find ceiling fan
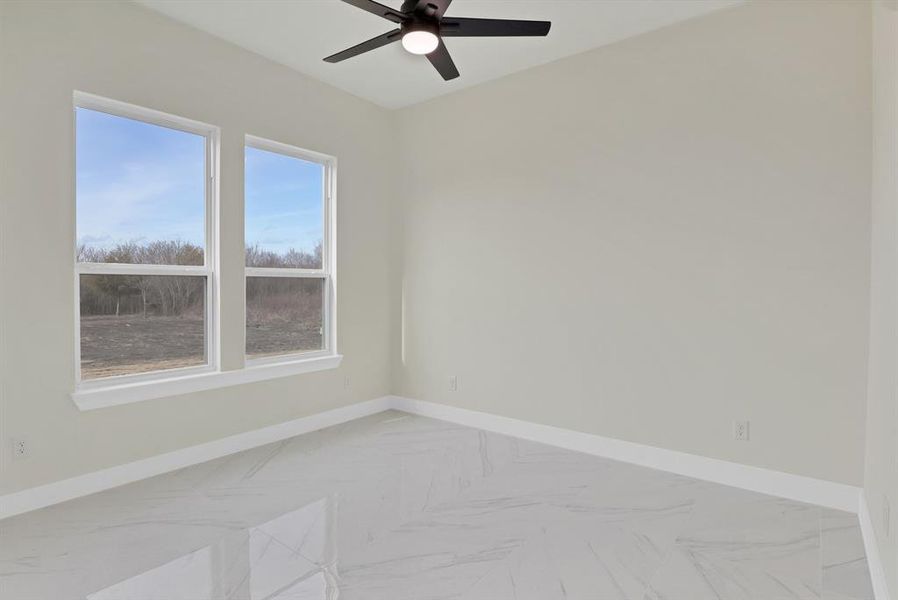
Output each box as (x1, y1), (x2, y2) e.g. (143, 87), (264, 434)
(323, 0), (551, 81)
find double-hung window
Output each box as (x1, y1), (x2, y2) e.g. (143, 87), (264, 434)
(71, 94), (338, 408)
(74, 93), (218, 385)
(244, 136), (336, 363)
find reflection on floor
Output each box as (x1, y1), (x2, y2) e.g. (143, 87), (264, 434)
(0, 411), (875, 600)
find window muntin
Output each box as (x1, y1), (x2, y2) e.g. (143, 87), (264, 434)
(75, 94), (217, 384)
(244, 137), (335, 362)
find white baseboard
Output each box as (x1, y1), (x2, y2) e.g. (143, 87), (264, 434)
(388, 396), (861, 514)
(3, 394), (885, 596)
(0, 396), (392, 520)
(859, 491), (893, 600)
(0, 394), (862, 519)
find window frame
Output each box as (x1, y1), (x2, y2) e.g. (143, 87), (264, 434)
(243, 135), (338, 366)
(73, 92), (221, 391)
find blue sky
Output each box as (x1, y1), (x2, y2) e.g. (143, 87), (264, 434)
(76, 108), (323, 256)
(245, 146), (324, 257)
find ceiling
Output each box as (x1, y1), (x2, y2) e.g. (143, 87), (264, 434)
(137, 0), (742, 110)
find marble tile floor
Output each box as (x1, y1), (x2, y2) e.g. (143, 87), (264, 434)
(0, 410), (874, 600)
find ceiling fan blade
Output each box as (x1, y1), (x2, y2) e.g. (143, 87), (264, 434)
(323, 29), (402, 63)
(426, 39), (459, 81)
(407, 0), (452, 19)
(340, 0), (408, 24)
(440, 17), (551, 37)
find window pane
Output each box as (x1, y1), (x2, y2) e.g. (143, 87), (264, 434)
(80, 274), (206, 379)
(245, 146), (324, 269)
(76, 108), (206, 265)
(246, 277), (324, 358)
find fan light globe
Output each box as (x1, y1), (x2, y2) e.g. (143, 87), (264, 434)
(402, 30), (439, 55)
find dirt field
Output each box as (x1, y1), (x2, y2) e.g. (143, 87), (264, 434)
(246, 319), (322, 358)
(80, 314), (322, 379)
(80, 315), (205, 379)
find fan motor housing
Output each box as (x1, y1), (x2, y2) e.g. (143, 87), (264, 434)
(402, 0), (442, 20)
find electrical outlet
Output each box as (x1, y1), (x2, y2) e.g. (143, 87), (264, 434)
(733, 421), (750, 442)
(343, 376), (351, 389)
(884, 496), (891, 536)
(448, 375), (457, 392)
(12, 439), (27, 460)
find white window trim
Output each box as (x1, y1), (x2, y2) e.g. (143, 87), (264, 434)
(69, 95), (342, 412)
(73, 92), (221, 397)
(71, 354), (343, 411)
(243, 134), (338, 367)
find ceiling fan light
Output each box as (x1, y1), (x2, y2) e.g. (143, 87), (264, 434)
(401, 30), (439, 55)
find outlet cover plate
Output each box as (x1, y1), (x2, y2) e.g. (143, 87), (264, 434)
(12, 439), (27, 460)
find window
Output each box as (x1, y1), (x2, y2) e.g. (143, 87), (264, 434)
(70, 94), (341, 409)
(244, 136), (335, 362)
(75, 93), (218, 384)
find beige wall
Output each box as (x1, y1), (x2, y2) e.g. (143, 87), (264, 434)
(0, 1), (396, 494)
(0, 0), (880, 502)
(866, 0), (898, 592)
(394, 0), (872, 486)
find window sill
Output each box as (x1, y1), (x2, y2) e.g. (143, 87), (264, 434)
(71, 354), (343, 411)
